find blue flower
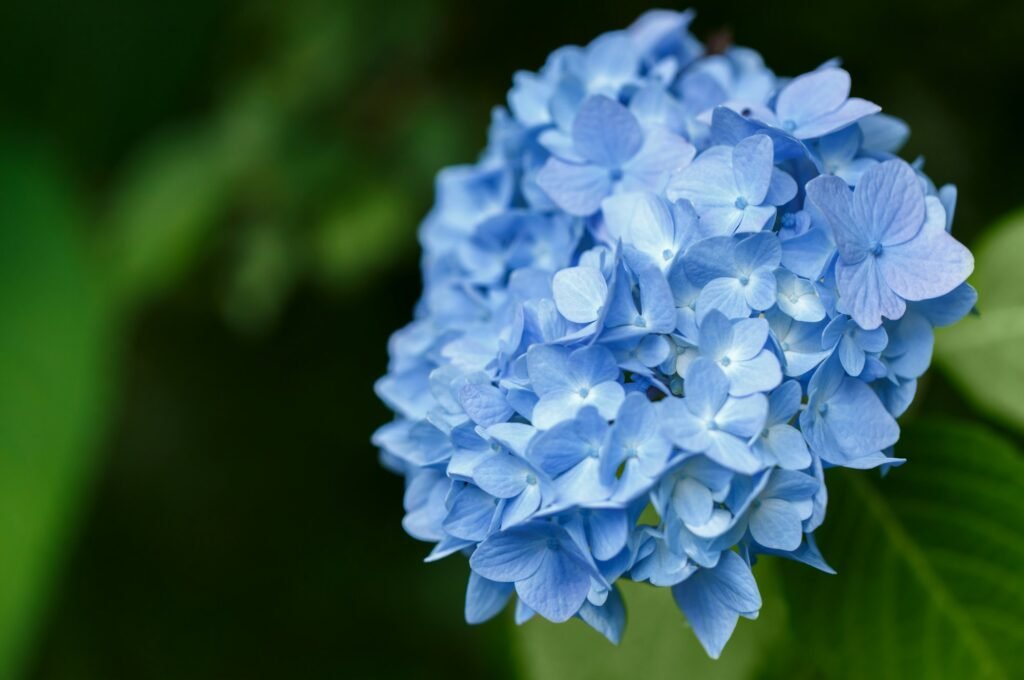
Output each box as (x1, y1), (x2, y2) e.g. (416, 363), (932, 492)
(767, 67), (880, 139)
(537, 95), (695, 216)
(603, 393), (674, 501)
(668, 134), (796, 234)
(683, 232), (783, 321)
(527, 344), (626, 429)
(683, 311), (782, 397)
(671, 551), (762, 659)
(470, 521), (607, 622)
(660, 358), (768, 473)
(751, 381), (812, 470)
(800, 355), (900, 469)
(527, 407), (611, 504)
(806, 159), (974, 329)
(375, 9), (976, 655)
(822, 314), (889, 377)
(743, 469), (819, 551)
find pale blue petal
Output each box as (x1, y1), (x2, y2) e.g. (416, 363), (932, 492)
(623, 127), (696, 191)
(553, 265), (609, 324)
(465, 571), (514, 624)
(742, 269), (777, 311)
(724, 351), (782, 397)
(736, 205), (777, 233)
(444, 485), (499, 541)
(805, 174), (866, 263)
(470, 526), (547, 581)
(684, 357), (731, 417)
(474, 453), (531, 498)
(855, 159), (926, 246)
(684, 236), (738, 285)
(750, 498), (803, 551)
(735, 232), (782, 271)
(835, 256), (906, 330)
(587, 509), (630, 561)
(459, 383), (514, 427)
(667, 146), (737, 208)
(793, 98), (880, 139)
(715, 392), (769, 437)
(572, 95), (644, 167)
(764, 168), (798, 206)
(672, 476), (714, 527)
(880, 200), (973, 301)
(706, 431), (762, 473)
(775, 68), (851, 130)
(516, 550), (591, 622)
(577, 586), (626, 644)
(585, 381), (626, 420)
(731, 135), (773, 204)
(527, 345), (573, 395)
(658, 396), (710, 451)
(696, 278), (749, 321)
(536, 158), (612, 216)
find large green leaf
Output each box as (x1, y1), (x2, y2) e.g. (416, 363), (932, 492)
(779, 420), (1024, 679)
(937, 210), (1024, 430)
(514, 562), (788, 680)
(0, 149), (114, 677)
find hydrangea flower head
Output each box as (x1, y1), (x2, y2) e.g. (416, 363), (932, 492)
(374, 9), (975, 659)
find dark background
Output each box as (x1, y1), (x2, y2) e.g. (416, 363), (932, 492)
(2, 1), (1022, 678)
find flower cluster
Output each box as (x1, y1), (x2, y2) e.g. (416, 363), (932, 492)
(373, 9), (975, 658)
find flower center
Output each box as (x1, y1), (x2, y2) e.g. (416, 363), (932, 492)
(578, 387), (590, 398)
(783, 119), (797, 132)
(734, 196), (749, 210)
(609, 168), (624, 182)
(526, 473), (538, 485)
(662, 248), (674, 261)
(869, 241), (884, 257)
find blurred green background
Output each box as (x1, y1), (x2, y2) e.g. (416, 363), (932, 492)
(2, 1), (1024, 679)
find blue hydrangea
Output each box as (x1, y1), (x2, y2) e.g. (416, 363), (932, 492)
(374, 9), (976, 659)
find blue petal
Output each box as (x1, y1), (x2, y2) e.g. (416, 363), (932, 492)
(750, 499), (804, 551)
(536, 158), (612, 216)
(516, 550), (592, 623)
(470, 524), (547, 582)
(474, 453), (531, 499)
(528, 408), (607, 476)
(459, 382), (514, 427)
(572, 95), (643, 167)
(731, 135), (774, 204)
(586, 509), (630, 561)
(880, 199), (973, 302)
(684, 357), (731, 418)
(465, 571), (514, 624)
(577, 586), (626, 644)
(553, 265), (609, 323)
(775, 68), (851, 130)
(527, 345), (573, 395)
(444, 484), (500, 541)
(672, 551), (761, 659)
(835, 256), (906, 330)
(854, 160), (926, 246)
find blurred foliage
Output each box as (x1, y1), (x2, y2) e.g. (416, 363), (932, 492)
(1, 0), (1024, 678)
(777, 420), (1024, 679)
(0, 147), (114, 679)
(515, 564), (788, 680)
(937, 213), (1024, 432)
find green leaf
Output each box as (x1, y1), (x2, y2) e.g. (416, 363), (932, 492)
(101, 125), (240, 307)
(779, 420), (1024, 679)
(0, 148), (114, 678)
(936, 210), (1024, 430)
(514, 562), (789, 680)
